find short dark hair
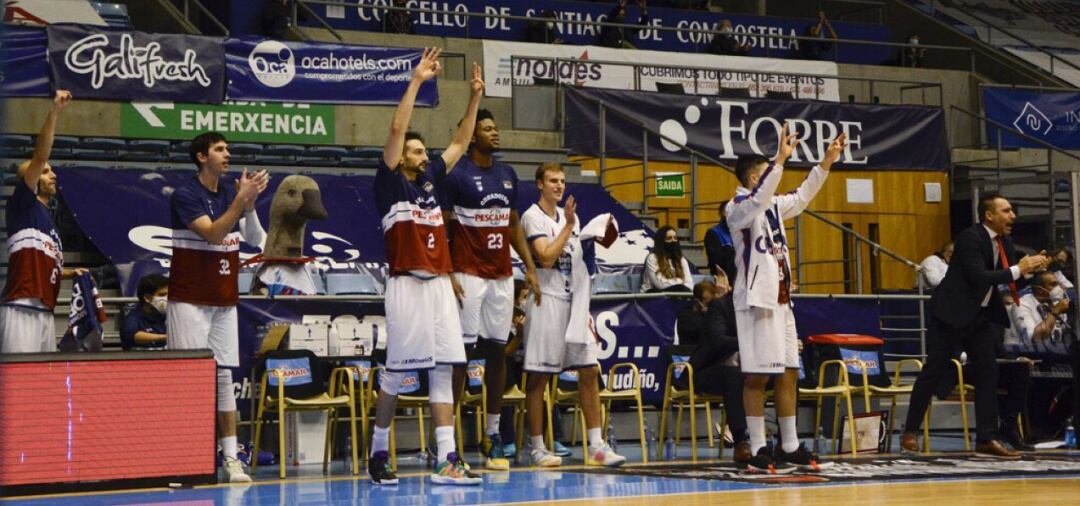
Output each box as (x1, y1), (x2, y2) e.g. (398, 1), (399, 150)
(189, 132), (226, 171)
(404, 131), (425, 146)
(734, 154), (768, 187)
(137, 274), (169, 304)
(1032, 270), (1056, 289)
(476, 108), (495, 125)
(693, 280), (716, 300)
(535, 162), (564, 182)
(977, 194), (1005, 222)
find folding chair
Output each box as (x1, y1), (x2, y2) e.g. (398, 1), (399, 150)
(598, 362), (648, 462)
(364, 366), (429, 468)
(550, 369), (589, 458)
(797, 358), (865, 457)
(251, 349), (359, 478)
(658, 346), (724, 462)
(857, 357), (924, 452)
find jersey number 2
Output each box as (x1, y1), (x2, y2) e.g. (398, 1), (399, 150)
(487, 233), (503, 250)
(427, 233), (436, 250)
(219, 259), (231, 276)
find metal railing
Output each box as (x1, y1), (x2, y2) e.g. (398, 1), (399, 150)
(172, 0), (229, 36)
(296, 0), (976, 71)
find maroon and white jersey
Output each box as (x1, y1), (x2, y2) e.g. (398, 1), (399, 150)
(2, 182), (63, 309)
(375, 157), (453, 277)
(169, 177), (241, 306)
(441, 157), (518, 279)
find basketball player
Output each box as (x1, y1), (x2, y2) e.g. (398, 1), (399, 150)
(0, 90), (88, 353)
(443, 107), (541, 471)
(521, 163), (625, 468)
(168, 131), (269, 482)
(726, 125), (846, 473)
(367, 48), (484, 486)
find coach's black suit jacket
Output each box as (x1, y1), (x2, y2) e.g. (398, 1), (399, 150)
(930, 223), (1018, 329)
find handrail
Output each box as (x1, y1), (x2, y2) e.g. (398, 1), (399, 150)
(564, 85), (923, 272)
(294, 0), (344, 42)
(297, 0), (974, 68)
(923, 0), (1080, 77)
(180, 0), (228, 36)
(949, 105), (1080, 163)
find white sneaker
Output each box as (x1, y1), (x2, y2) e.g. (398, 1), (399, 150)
(223, 457), (252, 483)
(530, 448), (562, 468)
(586, 444), (626, 467)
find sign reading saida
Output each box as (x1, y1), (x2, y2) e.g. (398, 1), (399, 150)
(655, 172), (685, 198)
(120, 101), (335, 144)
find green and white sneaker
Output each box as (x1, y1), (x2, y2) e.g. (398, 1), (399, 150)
(431, 452), (482, 485)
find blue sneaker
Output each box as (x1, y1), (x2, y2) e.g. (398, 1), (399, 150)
(552, 441), (572, 457)
(482, 433), (510, 470)
(503, 443), (517, 459)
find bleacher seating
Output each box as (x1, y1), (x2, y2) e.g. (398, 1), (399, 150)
(90, 2), (133, 29)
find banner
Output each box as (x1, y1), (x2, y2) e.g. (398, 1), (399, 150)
(224, 37), (438, 106)
(120, 101), (335, 144)
(310, 0), (891, 64)
(47, 24), (226, 103)
(483, 39), (840, 100)
(563, 87), (950, 171)
(54, 167), (652, 294)
(0, 26), (50, 96)
(983, 87), (1080, 150)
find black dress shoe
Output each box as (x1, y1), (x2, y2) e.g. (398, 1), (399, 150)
(1004, 430), (1035, 452)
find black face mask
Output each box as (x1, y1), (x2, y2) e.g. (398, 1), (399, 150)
(663, 241), (681, 256)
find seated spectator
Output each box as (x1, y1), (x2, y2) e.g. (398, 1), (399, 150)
(703, 201), (736, 280)
(916, 241), (953, 290)
(1016, 271), (1071, 343)
(599, 0), (649, 49)
(801, 11), (837, 60)
(672, 277), (749, 461)
(1050, 247), (1075, 292)
(706, 20), (751, 56)
(261, 0), (292, 39)
(382, 0), (414, 35)
(642, 225), (693, 293)
(905, 33), (927, 68)
(120, 274), (169, 351)
(525, 10), (563, 44)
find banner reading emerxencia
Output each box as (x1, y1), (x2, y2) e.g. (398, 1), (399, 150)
(47, 23), (226, 103)
(225, 37), (438, 106)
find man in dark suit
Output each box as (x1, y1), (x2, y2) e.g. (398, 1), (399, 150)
(900, 195), (1049, 457)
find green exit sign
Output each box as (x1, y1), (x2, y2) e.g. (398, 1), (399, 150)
(655, 173), (685, 198)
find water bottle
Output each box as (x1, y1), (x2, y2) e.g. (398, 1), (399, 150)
(663, 432), (676, 461)
(608, 420), (620, 453)
(643, 423), (655, 459)
(814, 429), (827, 454)
(343, 435), (353, 471)
(1065, 418), (1077, 449)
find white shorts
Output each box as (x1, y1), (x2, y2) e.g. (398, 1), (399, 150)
(385, 275), (466, 371)
(736, 305), (799, 375)
(522, 294), (598, 374)
(0, 302), (55, 353)
(166, 302), (239, 367)
(457, 273), (514, 345)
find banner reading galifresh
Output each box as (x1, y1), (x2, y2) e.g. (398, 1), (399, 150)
(564, 87), (949, 170)
(0, 26), (51, 97)
(120, 101), (335, 144)
(983, 87), (1080, 150)
(311, 0), (891, 64)
(47, 23), (226, 103)
(483, 40), (839, 101)
(225, 37), (438, 106)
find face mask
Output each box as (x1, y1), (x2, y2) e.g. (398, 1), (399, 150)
(1050, 286), (1066, 303)
(663, 241), (681, 255)
(547, 21), (555, 30)
(721, 27), (732, 34)
(151, 296), (168, 314)
(911, 37), (919, 45)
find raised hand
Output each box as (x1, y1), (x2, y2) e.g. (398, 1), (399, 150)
(563, 195), (577, 229)
(821, 132), (847, 171)
(1018, 254), (1050, 275)
(53, 90), (73, 111)
(775, 122), (800, 166)
(413, 47), (443, 82)
(469, 62), (484, 96)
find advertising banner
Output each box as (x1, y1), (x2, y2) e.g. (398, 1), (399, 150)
(983, 87), (1080, 150)
(46, 24), (226, 103)
(120, 101), (335, 144)
(563, 87), (950, 170)
(310, 0), (891, 64)
(0, 26), (50, 96)
(224, 37), (438, 106)
(483, 39), (840, 100)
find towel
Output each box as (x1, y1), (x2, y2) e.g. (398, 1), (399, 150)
(565, 214), (618, 345)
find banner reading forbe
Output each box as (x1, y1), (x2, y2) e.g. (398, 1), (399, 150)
(47, 23), (226, 103)
(564, 87), (950, 170)
(983, 87), (1080, 150)
(225, 37), (438, 106)
(120, 101), (335, 144)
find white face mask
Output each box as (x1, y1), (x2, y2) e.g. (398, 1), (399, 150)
(151, 296), (168, 314)
(721, 26), (732, 34)
(547, 21), (555, 30)
(1049, 286), (1066, 303)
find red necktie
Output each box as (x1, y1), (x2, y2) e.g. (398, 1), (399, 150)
(996, 236), (1020, 305)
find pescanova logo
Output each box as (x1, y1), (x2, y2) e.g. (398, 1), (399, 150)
(249, 40), (295, 88)
(64, 33), (212, 90)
